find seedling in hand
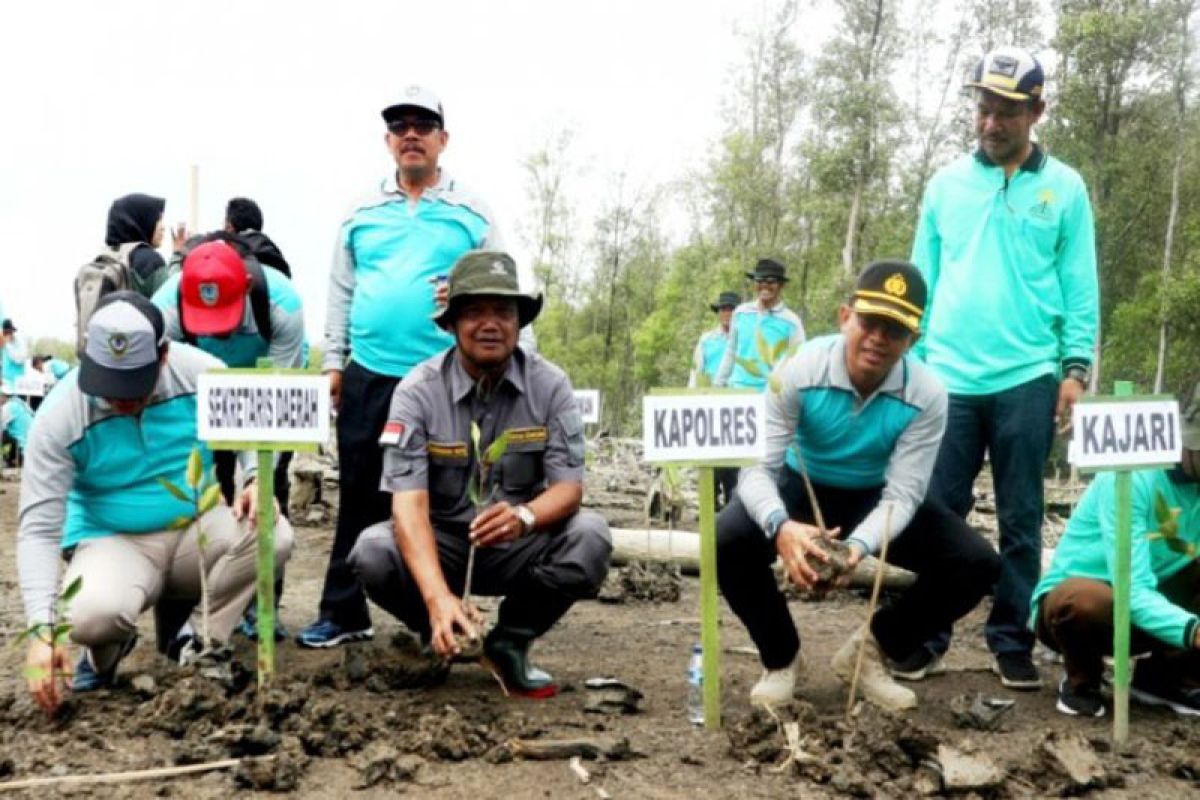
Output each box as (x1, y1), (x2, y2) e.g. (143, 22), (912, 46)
(458, 421), (510, 658)
(17, 576), (83, 716)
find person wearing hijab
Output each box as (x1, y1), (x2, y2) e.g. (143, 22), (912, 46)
(105, 193), (171, 297)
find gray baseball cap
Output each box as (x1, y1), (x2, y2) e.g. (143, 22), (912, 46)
(381, 84), (444, 126)
(78, 291), (166, 400)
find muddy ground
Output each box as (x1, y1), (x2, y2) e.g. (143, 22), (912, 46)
(1, 459), (1199, 798)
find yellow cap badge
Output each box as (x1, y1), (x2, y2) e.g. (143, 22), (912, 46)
(884, 273), (907, 298)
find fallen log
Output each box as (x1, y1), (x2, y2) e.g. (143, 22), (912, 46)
(610, 527), (916, 589)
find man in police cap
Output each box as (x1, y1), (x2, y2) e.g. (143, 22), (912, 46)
(349, 250), (611, 697)
(721, 260), (999, 711)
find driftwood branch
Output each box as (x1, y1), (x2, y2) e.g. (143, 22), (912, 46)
(0, 758), (244, 792)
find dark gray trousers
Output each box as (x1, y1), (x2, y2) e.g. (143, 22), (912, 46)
(349, 510), (612, 641)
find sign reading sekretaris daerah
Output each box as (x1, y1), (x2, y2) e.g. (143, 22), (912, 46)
(198, 371), (331, 445)
(642, 392), (766, 464)
(1069, 397), (1181, 470)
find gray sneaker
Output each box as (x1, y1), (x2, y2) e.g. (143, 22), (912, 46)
(889, 648), (946, 681)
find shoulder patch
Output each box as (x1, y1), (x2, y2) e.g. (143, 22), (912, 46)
(379, 421), (412, 447)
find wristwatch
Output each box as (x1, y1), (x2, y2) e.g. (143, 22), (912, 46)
(1064, 365), (1090, 386)
(514, 504), (537, 536)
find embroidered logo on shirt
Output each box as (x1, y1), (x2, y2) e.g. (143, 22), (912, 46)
(1030, 189), (1055, 220)
(506, 426), (548, 444)
(884, 273), (908, 297)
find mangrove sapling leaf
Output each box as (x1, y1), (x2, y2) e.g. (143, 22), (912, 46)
(735, 357), (764, 378)
(186, 448), (204, 490)
(158, 478), (191, 504)
(483, 432), (511, 467)
(470, 420), (481, 452)
(198, 482), (222, 515)
(60, 575), (83, 605)
(15, 576), (82, 714)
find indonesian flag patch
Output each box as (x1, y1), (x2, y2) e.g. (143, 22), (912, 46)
(379, 421), (407, 446)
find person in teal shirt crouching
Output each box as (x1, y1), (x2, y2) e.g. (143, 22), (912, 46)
(1033, 385), (1200, 718)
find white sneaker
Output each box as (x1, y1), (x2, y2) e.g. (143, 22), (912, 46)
(749, 660), (798, 707)
(832, 623), (917, 711)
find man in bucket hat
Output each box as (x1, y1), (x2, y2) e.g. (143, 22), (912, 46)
(721, 260), (998, 711)
(16, 292), (293, 714)
(714, 259), (805, 390)
(349, 250), (611, 698)
(910, 46), (1099, 689)
(1033, 384), (1200, 718)
(690, 290), (740, 509)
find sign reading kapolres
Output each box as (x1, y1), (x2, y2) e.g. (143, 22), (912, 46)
(642, 393), (766, 464)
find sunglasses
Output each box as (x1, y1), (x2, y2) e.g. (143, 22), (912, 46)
(857, 314), (912, 341)
(387, 118), (441, 136)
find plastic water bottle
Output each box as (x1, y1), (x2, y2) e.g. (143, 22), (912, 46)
(686, 643), (704, 726)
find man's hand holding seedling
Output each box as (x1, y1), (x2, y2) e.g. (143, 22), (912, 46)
(469, 501), (527, 547)
(776, 521), (863, 591)
(426, 591), (482, 659)
(26, 635), (71, 714)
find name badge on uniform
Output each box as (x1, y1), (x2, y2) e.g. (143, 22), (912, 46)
(506, 426), (549, 445)
(379, 421), (410, 447)
(427, 442), (469, 460)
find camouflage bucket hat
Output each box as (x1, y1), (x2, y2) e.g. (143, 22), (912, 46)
(433, 250), (543, 330)
(1182, 384), (1200, 450)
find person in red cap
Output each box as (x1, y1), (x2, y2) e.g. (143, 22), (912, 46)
(151, 239), (307, 641)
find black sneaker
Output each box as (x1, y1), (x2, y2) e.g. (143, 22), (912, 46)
(993, 652), (1043, 690)
(1130, 672), (1200, 716)
(889, 647), (946, 681)
(1056, 677), (1105, 717)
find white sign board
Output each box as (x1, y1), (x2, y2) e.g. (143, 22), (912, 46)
(198, 372), (331, 444)
(643, 393), (766, 463)
(1069, 399), (1181, 469)
(12, 371), (45, 397)
(574, 389), (600, 424)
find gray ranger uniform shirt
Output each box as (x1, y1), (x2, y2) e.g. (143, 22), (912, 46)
(379, 346), (585, 532)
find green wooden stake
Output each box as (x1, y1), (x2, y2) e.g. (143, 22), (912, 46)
(698, 466), (721, 729)
(1112, 380), (1134, 745)
(255, 357), (276, 687)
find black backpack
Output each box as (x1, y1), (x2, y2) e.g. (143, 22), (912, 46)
(175, 232), (273, 344)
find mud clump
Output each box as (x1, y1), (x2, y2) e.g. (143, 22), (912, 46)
(234, 736), (308, 792)
(598, 561), (682, 603)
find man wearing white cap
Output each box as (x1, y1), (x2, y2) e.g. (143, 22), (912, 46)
(309, 85), (504, 648)
(909, 46), (1099, 689)
(16, 292), (294, 714)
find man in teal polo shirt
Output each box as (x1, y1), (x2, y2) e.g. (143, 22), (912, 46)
(909, 46), (1099, 689)
(714, 259), (805, 391)
(1034, 385), (1200, 717)
(309, 85), (503, 648)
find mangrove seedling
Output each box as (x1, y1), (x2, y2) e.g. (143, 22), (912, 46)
(16, 575), (83, 716)
(458, 420), (510, 656)
(158, 446), (222, 649)
(1147, 490), (1196, 559)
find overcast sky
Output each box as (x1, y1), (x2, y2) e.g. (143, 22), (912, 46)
(0, 0), (809, 345)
